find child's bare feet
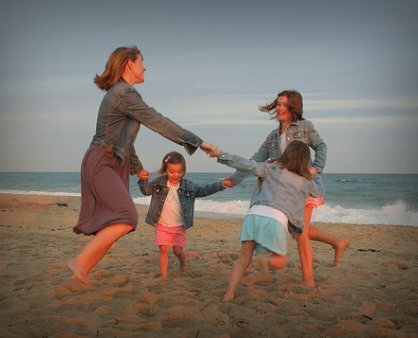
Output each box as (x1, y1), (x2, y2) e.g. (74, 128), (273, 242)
(334, 239), (350, 266)
(67, 260), (93, 287)
(222, 290), (234, 303)
(302, 278), (315, 288)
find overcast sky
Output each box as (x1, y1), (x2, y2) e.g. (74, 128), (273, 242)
(1, 0), (417, 173)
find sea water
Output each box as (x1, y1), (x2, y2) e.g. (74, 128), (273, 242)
(0, 172), (417, 226)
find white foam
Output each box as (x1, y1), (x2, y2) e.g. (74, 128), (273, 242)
(3, 190), (416, 226)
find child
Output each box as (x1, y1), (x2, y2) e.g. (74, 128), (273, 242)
(138, 151), (226, 278)
(212, 140), (324, 302)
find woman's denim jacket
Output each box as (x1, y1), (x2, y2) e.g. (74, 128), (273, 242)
(218, 152), (324, 237)
(139, 175), (225, 229)
(231, 120), (327, 184)
(90, 81), (203, 175)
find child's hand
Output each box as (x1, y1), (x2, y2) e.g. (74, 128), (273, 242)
(200, 141), (221, 157)
(308, 167), (317, 175)
(222, 177), (235, 188)
(137, 169), (150, 180)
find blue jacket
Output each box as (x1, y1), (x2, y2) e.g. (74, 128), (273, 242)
(90, 81), (203, 175)
(139, 176), (225, 229)
(218, 151), (324, 237)
(232, 120), (327, 184)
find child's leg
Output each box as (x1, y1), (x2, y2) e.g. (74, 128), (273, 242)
(305, 205), (350, 266)
(173, 246), (186, 272)
(159, 245), (169, 278)
(68, 223), (133, 287)
(296, 216), (315, 287)
(223, 241), (256, 302)
(256, 253), (287, 283)
(269, 253), (287, 271)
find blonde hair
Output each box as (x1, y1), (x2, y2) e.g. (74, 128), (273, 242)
(94, 46), (141, 91)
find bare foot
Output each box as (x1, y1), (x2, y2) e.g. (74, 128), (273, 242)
(222, 291), (234, 303)
(67, 260), (93, 287)
(302, 278), (315, 288)
(334, 239), (350, 266)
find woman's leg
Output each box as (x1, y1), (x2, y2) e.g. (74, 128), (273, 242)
(68, 223), (133, 287)
(159, 245), (169, 278)
(173, 246), (186, 272)
(306, 206), (350, 266)
(223, 241), (256, 302)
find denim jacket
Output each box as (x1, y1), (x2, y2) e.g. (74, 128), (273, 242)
(90, 81), (203, 175)
(139, 175), (225, 229)
(232, 120), (327, 184)
(218, 151), (324, 237)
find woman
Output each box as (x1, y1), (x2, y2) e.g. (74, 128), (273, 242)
(225, 90), (350, 287)
(68, 45), (217, 287)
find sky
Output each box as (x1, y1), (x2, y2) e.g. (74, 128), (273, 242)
(0, 0), (417, 173)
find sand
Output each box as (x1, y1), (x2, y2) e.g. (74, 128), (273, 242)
(0, 193), (417, 337)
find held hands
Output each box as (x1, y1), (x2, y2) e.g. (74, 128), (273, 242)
(137, 169), (150, 180)
(200, 141), (221, 157)
(221, 176), (235, 188)
(308, 167), (317, 175)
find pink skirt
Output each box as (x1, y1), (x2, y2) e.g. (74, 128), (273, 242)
(305, 196), (325, 208)
(155, 223), (187, 247)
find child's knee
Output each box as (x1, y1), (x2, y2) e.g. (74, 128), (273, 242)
(270, 254), (287, 270)
(159, 246), (169, 255)
(173, 246), (184, 257)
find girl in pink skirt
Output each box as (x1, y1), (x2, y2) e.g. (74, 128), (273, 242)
(139, 151), (226, 278)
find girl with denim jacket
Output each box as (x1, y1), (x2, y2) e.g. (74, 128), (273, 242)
(138, 151), (225, 278)
(224, 90), (349, 287)
(68, 46), (218, 287)
(214, 141), (324, 302)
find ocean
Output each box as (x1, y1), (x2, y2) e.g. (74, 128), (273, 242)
(0, 172), (417, 227)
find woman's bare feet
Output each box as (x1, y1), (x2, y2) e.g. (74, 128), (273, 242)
(67, 260), (93, 287)
(334, 239), (350, 266)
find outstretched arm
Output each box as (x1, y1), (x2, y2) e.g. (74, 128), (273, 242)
(200, 141), (220, 157)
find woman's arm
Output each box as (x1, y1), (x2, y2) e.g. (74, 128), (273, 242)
(121, 88), (203, 155)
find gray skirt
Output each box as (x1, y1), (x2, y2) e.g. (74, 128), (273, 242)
(73, 147), (138, 235)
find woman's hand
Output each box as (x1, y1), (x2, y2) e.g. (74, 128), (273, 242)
(200, 141), (221, 157)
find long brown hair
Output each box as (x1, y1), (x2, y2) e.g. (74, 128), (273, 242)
(279, 140), (312, 180)
(94, 46), (141, 91)
(158, 151), (187, 175)
(259, 89), (304, 122)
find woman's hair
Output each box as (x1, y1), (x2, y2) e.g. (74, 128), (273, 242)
(279, 140), (312, 180)
(158, 151), (187, 175)
(259, 89), (304, 122)
(94, 46), (141, 91)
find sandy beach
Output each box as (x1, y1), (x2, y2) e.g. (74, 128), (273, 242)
(0, 193), (417, 337)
